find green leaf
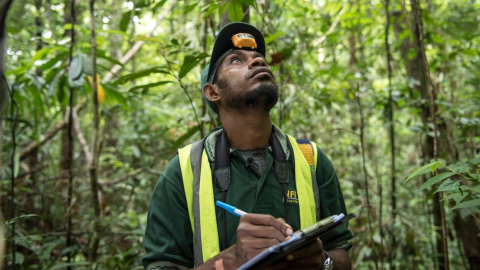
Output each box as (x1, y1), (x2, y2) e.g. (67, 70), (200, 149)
(32, 46), (68, 61)
(152, 0), (168, 12)
(419, 172), (456, 190)
(97, 50), (124, 66)
(171, 126), (200, 151)
(441, 192), (468, 202)
(6, 214), (40, 225)
(178, 53), (209, 79)
(228, 1), (244, 22)
(15, 252), (24, 265)
(102, 83), (128, 105)
(431, 163), (441, 174)
(238, 0), (255, 5)
(184, 3), (197, 14)
(48, 70), (64, 98)
(434, 179), (459, 193)
(462, 49), (478, 56)
(135, 0), (151, 8)
(114, 66), (169, 84)
(120, 11), (132, 32)
(452, 199), (480, 210)
(403, 161), (443, 184)
(265, 31), (284, 45)
(128, 81), (172, 92)
(68, 55), (83, 82)
(40, 51), (69, 71)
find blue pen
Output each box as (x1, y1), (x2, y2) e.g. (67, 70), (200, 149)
(216, 201), (248, 217)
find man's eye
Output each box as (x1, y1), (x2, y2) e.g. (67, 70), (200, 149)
(230, 57), (241, 63)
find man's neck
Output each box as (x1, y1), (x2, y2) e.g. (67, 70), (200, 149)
(219, 109), (272, 150)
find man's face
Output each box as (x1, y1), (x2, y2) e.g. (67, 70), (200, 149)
(213, 50), (278, 112)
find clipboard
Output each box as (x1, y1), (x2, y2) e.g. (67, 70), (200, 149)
(237, 213), (355, 270)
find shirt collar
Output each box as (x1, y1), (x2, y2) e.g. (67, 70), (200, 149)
(203, 124), (290, 162)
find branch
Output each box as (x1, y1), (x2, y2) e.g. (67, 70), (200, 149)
(8, 103), (84, 164)
(72, 108), (92, 164)
(103, 0), (178, 81)
(314, 0), (347, 47)
(99, 168), (162, 186)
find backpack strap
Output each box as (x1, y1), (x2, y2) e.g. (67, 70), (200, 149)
(295, 139), (321, 221)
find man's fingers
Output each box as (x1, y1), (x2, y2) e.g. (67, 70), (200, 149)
(241, 214), (291, 236)
(241, 237), (281, 249)
(239, 224), (286, 243)
(286, 239), (323, 261)
(276, 217), (293, 235)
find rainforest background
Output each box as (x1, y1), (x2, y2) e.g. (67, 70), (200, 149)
(0, 0), (479, 269)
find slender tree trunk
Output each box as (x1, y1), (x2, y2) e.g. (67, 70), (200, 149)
(0, 0), (12, 173)
(410, 0), (449, 268)
(60, 0), (74, 183)
(88, 0), (102, 261)
(65, 0), (76, 267)
(34, 0), (43, 76)
(384, 1), (396, 268)
(356, 88), (379, 270)
(1, 1), (14, 267)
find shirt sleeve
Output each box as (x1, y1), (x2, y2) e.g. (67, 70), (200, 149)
(315, 147), (353, 251)
(142, 156), (194, 270)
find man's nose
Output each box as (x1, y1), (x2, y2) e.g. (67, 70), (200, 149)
(249, 57), (267, 68)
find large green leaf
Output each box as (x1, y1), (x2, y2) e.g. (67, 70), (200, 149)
(128, 81), (172, 92)
(178, 53), (209, 79)
(452, 199), (480, 210)
(114, 66), (169, 84)
(265, 31), (284, 45)
(102, 83), (128, 105)
(32, 46), (68, 61)
(171, 125), (200, 151)
(68, 55), (84, 88)
(97, 50), (124, 67)
(120, 11), (132, 32)
(434, 179), (460, 193)
(48, 70), (64, 98)
(403, 161), (443, 184)
(40, 51), (69, 71)
(228, 1), (244, 22)
(419, 172), (456, 190)
(152, 0), (168, 12)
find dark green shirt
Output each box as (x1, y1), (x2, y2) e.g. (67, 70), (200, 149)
(143, 127), (353, 269)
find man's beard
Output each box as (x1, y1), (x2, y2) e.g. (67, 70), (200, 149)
(217, 79), (278, 112)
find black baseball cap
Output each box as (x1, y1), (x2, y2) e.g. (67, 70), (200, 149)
(201, 22), (266, 114)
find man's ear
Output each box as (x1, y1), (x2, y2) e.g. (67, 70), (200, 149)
(203, 83), (220, 103)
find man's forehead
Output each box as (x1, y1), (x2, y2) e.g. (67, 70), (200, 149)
(224, 49), (265, 60)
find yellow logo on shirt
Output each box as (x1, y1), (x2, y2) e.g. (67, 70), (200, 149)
(283, 190), (298, 204)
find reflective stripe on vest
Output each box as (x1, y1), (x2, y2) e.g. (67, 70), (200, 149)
(178, 136), (318, 266)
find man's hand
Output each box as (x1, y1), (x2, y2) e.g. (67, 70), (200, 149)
(265, 238), (325, 270)
(234, 214), (293, 265)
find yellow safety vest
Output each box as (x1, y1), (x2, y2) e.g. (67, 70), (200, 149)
(178, 134), (319, 266)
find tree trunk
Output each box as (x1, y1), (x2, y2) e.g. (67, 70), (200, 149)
(384, 0), (395, 268)
(0, 1), (14, 268)
(392, 1), (452, 268)
(88, 0), (102, 261)
(65, 0), (76, 267)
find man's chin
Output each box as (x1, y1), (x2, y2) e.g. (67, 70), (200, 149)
(244, 83), (279, 112)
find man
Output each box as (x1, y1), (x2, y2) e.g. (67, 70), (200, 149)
(143, 22), (353, 270)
